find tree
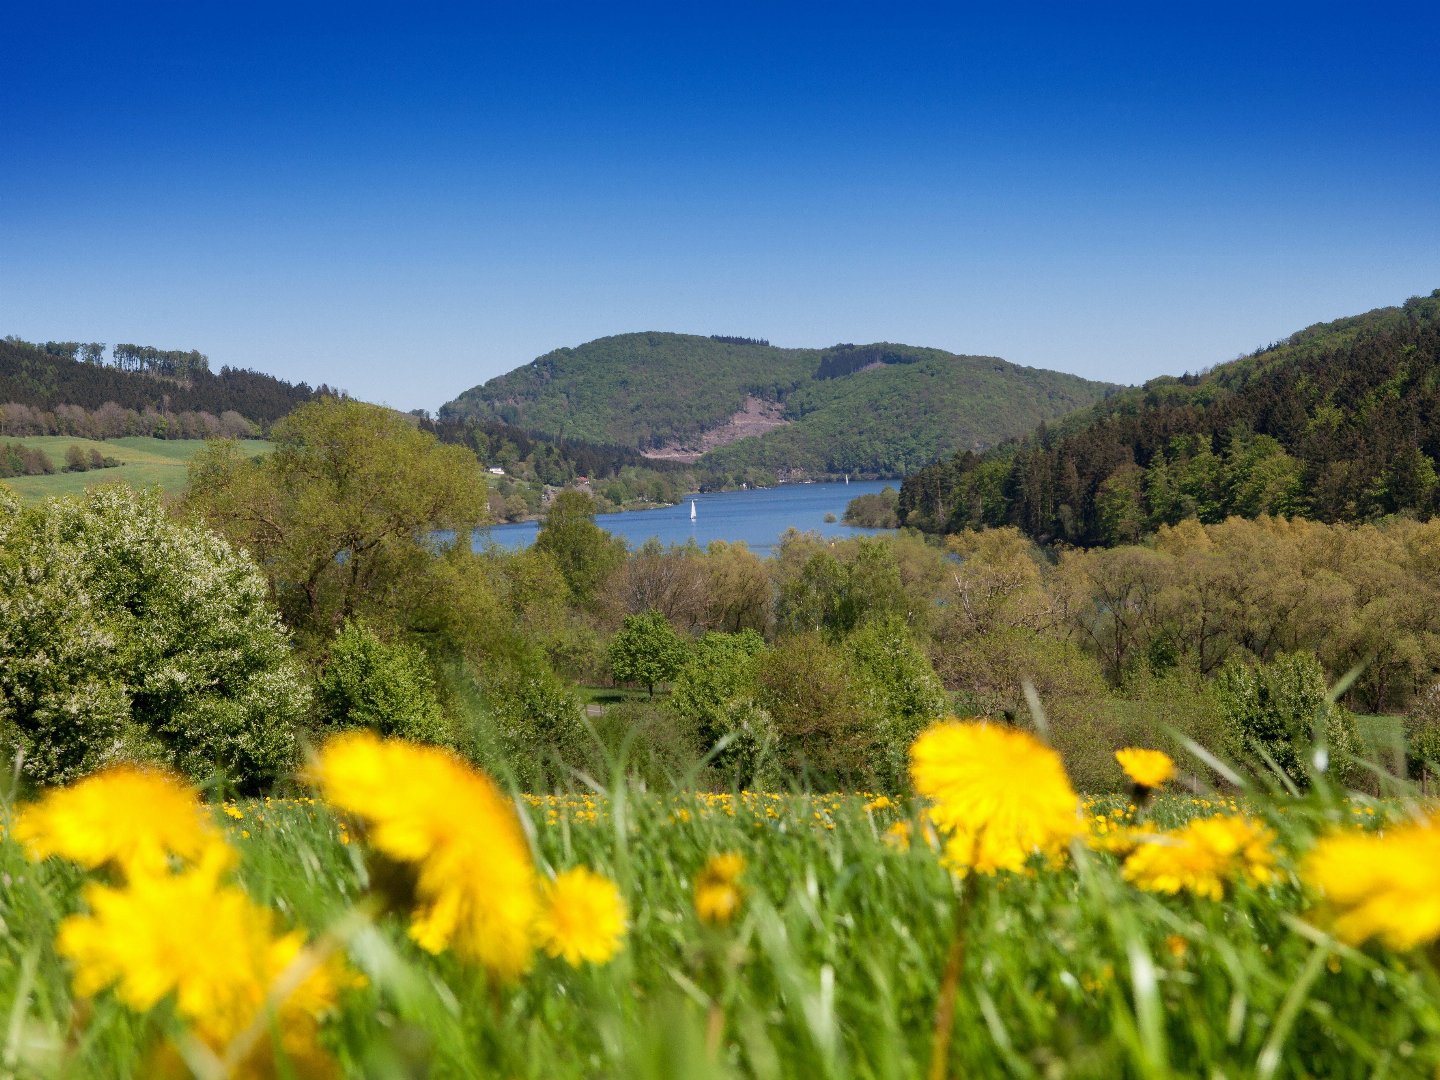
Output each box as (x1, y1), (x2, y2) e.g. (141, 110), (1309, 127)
(608, 610), (689, 696)
(533, 491), (627, 608)
(315, 621), (449, 745)
(0, 486), (308, 790)
(185, 399), (490, 647)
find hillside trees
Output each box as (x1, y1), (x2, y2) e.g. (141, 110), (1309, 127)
(0, 486), (308, 789)
(900, 291), (1440, 544)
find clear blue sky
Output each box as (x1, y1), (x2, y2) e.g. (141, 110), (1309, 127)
(3, 2), (1437, 412)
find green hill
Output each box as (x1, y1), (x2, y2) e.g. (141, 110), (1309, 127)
(439, 333), (1115, 478)
(898, 289), (1440, 545)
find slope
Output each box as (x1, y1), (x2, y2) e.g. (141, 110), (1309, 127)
(440, 333), (1115, 478)
(898, 289), (1440, 545)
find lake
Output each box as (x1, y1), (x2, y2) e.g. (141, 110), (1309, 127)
(473, 480), (897, 556)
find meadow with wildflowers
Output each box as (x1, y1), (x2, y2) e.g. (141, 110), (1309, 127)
(0, 727), (1437, 1078)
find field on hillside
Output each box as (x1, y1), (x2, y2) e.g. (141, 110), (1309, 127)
(0, 437), (271, 501)
(4, 748), (1438, 1079)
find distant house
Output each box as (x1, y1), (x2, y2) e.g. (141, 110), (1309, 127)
(487, 466), (505, 475)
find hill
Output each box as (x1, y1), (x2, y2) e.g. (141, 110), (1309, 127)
(0, 336), (327, 434)
(898, 289), (1440, 545)
(439, 333), (1115, 479)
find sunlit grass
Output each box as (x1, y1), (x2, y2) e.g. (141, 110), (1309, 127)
(2, 776), (1436, 1078)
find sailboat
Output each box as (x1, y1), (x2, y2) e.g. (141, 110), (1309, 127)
(690, 499), (697, 521)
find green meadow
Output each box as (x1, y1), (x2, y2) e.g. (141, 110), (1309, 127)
(0, 438), (271, 501)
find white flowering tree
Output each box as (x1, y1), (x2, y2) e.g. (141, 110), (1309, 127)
(0, 484), (308, 791)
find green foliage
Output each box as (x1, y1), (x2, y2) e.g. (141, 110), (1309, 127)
(608, 611), (689, 697)
(902, 290), (1440, 543)
(0, 486), (307, 791)
(1404, 681), (1440, 789)
(843, 485), (900, 527)
(440, 331), (1113, 478)
(315, 621), (449, 745)
(476, 659), (593, 791)
(1215, 651), (1358, 790)
(754, 632), (874, 785)
(587, 700), (709, 789)
(845, 614), (947, 787)
(185, 399), (489, 647)
(773, 532), (906, 639)
(0, 335), (316, 430)
(669, 630), (775, 786)
(533, 491), (628, 608)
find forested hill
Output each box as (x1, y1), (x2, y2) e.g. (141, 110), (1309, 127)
(898, 290), (1440, 546)
(439, 333), (1115, 478)
(0, 336), (326, 432)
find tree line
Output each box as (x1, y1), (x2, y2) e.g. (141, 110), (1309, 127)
(0, 336), (329, 430)
(900, 291), (1440, 545)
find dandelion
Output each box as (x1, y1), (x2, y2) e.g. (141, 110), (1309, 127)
(1115, 748), (1176, 790)
(909, 720), (1081, 875)
(57, 848), (351, 1075)
(1122, 815), (1278, 900)
(1302, 818), (1440, 950)
(307, 732), (539, 980)
(535, 867), (628, 966)
(694, 853), (745, 926)
(12, 766), (229, 878)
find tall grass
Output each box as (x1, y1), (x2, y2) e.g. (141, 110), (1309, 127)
(1, 761), (1436, 1077)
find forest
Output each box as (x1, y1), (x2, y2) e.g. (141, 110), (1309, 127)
(0, 336), (327, 430)
(439, 332), (1114, 479)
(899, 291), (1440, 545)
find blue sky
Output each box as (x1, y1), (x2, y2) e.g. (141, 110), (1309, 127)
(3, 2), (1437, 411)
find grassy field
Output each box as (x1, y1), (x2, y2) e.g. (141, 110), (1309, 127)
(2, 763), (1436, 1078)
(0, 437), (271, 501)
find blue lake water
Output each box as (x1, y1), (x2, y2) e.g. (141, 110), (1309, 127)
(473, 480), (897, 556)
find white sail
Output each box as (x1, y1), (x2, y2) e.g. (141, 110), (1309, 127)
(690, 499), (697, 520)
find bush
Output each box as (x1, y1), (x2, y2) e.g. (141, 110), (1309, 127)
(1215, 651), (1358, 790)
(1405, 681), (1440, 791)
(477, 658), (593, 791)
(588, 701), (711, 790)
(670, 630), (776, 787)
(0, 486), (307, 791)
(315, 621), (449, 745)
(846, 614), (947, 789)
(755, 633), (872, 786)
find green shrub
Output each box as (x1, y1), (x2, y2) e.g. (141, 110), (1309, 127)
(0, 486), (307, 792)
(315, 621), (449, 745)
(1215, 651), (1358, 790)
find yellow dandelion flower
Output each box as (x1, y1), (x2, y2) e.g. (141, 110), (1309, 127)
(13, 766), (229, 878)
(909, 720), (1081, 875)
(535, 867), (627, 966)
(307, 733), (538, 979)
(1122, 815), (1277, 900)
(883, 820), (912, 851)
(1114, 748), (1176, 789)
(694, 852), (745, 926)
(57, 851), (352, 1075)
(1302, 818), (1440, 950)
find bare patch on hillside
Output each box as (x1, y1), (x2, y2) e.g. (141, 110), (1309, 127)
(641, 395), (790, 463)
